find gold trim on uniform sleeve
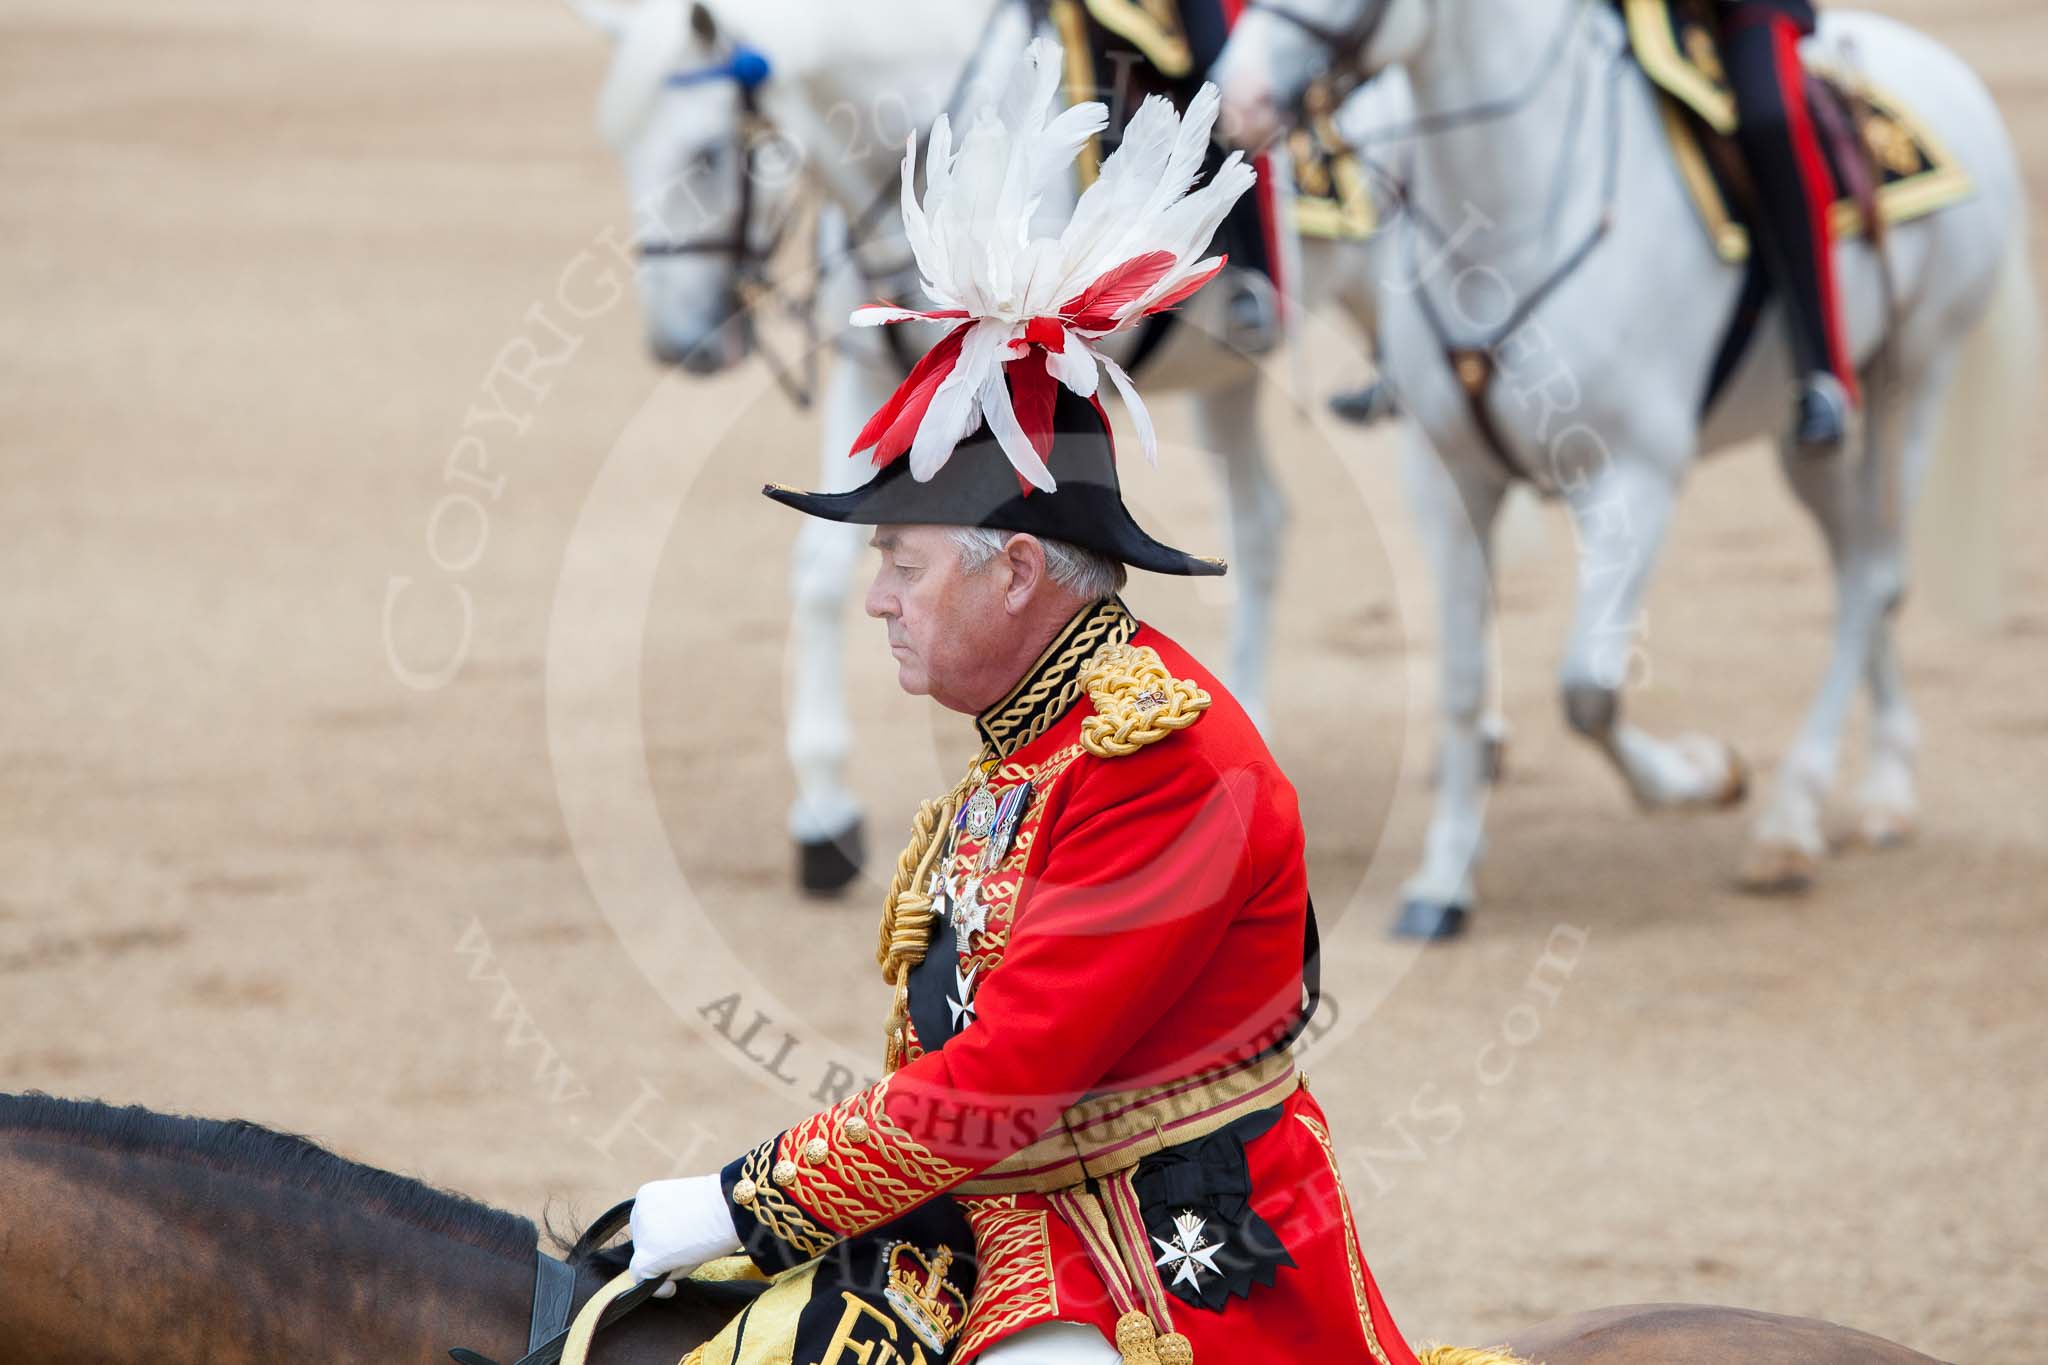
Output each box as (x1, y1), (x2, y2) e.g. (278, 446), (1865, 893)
(734, 1137), (837, 1262)
(772, 1074), (974, 1242)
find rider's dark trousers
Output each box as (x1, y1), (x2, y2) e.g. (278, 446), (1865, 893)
(1721, 2), (1858, 401)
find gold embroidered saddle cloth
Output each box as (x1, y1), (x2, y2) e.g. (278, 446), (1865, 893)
(679, 1053), (1301, 1365)
(1284, 76), (1379, 243)
(1620, 0), (1971, 262)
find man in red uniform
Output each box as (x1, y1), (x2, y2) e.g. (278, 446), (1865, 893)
(1719, 0), (1857, 448)
(628, 392), (1422, 1365)
(623, 38), (1423, 1365)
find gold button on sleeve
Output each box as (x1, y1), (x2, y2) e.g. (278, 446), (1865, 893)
(771, 1158), (800, 1185)
(802, 1137), (830, 1163)
(731, 1177), (758, 1205)
(842, 1116), (872, 1144)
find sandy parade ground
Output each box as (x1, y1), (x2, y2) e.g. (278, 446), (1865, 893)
(1, 0), (2043, 1359)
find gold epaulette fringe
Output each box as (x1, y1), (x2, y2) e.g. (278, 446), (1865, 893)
(1079, 643), (1210, 758)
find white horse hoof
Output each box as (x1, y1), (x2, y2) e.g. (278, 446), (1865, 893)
(1393, 899), (1469, 940)
(1670, 734), (1747, 809)
(1737, 839), (1819, 896)
(1855, 803), (1918, 850)
(1482, 731), (1508, 785)
(1713, 744), (1750, 808)
(797, 820), (865, 897)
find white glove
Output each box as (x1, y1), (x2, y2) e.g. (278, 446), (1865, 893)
(627, 1174), (742, 1296)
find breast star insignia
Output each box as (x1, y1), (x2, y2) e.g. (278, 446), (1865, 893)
(949, 876), (987, 947)
(948, 962), (979, 1029)
(1153, 1210), (1223, 1291)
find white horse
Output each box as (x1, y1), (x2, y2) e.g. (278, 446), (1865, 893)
(1216, 0), (2034, 934)
(568, 0), (1405, 890)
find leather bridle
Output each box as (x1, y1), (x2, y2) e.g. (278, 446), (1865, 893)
(629, 1), (1029, 398)
(632, 46), (786, 268)
(632, 45), (822, 406)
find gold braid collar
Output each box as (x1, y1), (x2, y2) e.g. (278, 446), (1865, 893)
(1080, 643), (1210, 758)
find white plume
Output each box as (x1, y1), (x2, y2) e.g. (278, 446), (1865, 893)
(850, 36), (1254, 485)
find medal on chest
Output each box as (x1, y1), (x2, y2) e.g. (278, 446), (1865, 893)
(960, 785), (999, 840)
(949, 873), (986, 947)
(979, 780), (1033, 872)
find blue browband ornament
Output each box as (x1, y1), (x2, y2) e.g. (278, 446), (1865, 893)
(665, 43), (772, 91)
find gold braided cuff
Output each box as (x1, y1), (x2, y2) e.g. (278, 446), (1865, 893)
(720, 1135), (837, 1273)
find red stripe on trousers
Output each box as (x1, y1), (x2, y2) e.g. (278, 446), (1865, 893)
(1766, 14), (1857, 399)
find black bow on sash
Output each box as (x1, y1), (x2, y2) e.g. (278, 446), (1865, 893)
(1131, 1106), (1295, 1312)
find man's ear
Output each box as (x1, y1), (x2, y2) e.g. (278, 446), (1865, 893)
(1000, 534), (1049, 614)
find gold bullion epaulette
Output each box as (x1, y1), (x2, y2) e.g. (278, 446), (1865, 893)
(1078, 643), (1210, 758)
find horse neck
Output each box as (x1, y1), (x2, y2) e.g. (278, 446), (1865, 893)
(1399, 0), (1616, 272)
(0, 1134), (541, 1365)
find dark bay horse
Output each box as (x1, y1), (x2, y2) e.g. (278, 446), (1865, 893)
(0, 1093), (734, 1363)
(1, 1093), (1950, 1364)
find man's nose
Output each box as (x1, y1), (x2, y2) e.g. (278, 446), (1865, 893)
(864, 578), (890, 619)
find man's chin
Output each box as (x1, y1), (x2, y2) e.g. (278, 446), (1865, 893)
(894, 663), (931, 697)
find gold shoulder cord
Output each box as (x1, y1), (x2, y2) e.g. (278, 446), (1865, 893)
(877, 765), (980, 1072)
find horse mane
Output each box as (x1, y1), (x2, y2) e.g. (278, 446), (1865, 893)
(0, 1092), (540, 1262)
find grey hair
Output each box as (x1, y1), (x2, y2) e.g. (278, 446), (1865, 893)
(947, 527), (1128, 600)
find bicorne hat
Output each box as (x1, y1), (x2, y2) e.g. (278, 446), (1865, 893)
(761, 37), (1253, 578)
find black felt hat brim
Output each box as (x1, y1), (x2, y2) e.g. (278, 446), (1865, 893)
(761, 387), (1226, 578)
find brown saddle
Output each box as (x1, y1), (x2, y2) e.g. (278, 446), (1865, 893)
(1619, 0), (1971, 263)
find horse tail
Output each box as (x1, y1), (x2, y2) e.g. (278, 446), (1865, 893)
(1915, 197), (2039, 626)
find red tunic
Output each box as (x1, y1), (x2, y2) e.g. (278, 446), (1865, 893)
(719, 600), (1420, 1365)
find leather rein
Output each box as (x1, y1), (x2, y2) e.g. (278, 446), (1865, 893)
(447, 1198), (664, 1365)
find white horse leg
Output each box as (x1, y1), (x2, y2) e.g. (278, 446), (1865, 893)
(1855, 616), (1920, 848)
(1856, 349), (1968, 850)
(785, 356), (881, 894)
(1396, 430), (1508, 939)
(1736, 447), (1865, 890)
(1559, 456), (1748, 812)
(1745, 361), (1950, 885)
(1191, 373), (1289, 729)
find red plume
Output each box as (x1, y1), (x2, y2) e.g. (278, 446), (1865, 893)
(848, 322), (970, 466)
(1058, 250), (1178, 333)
